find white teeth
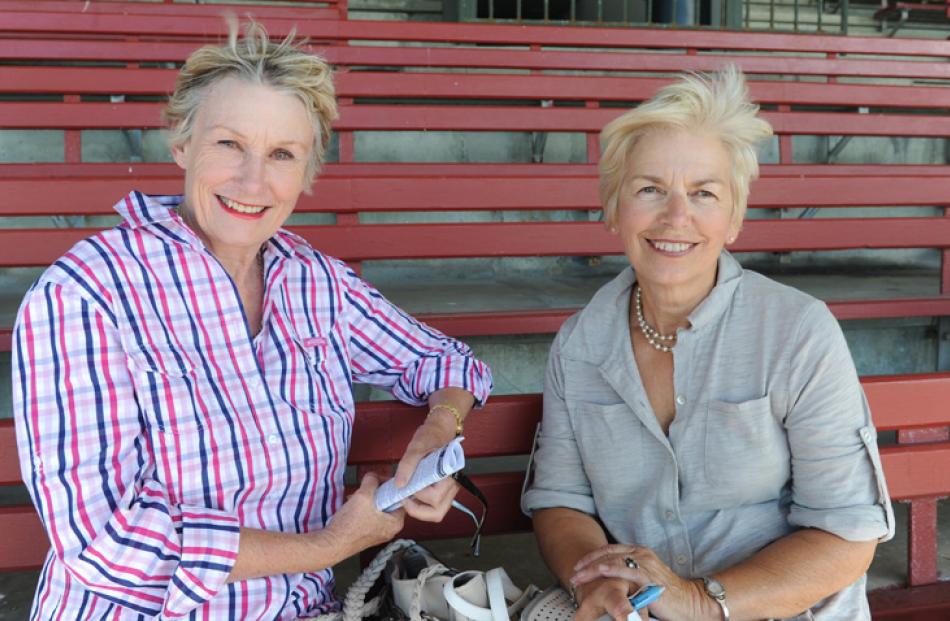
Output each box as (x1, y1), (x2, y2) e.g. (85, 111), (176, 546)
(220, 196), (266, 214)
(653, 241), (693, 253)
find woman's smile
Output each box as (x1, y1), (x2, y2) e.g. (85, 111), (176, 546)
(217, 195), (269, 220)
(646, 238), (699, 256)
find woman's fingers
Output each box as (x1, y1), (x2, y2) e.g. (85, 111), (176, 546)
(573, 549), (652, 588)
(572, 578), (632, 621)
(574, 544), (640, 571)
(403, 478), (459, 522)
(573, 559), (641, 587)
(603, 586), (635, 621)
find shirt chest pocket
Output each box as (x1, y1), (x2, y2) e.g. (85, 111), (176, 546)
(280, 331), (353, 419)
(703, 395), (790, 504)
(124, 344), (200, 434)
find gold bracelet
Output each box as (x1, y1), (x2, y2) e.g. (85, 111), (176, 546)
(428, 403), (463, 436)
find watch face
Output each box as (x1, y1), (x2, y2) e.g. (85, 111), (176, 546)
(704, 577), (726, 599)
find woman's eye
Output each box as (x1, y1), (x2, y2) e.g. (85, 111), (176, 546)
(273, 149), (295, 161)
(218, 140), (239, 149)
(638, 186), (659, 195)
(695, 189), (718, 200)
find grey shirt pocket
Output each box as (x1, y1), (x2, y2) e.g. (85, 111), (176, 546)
(704, 395), (790, 504)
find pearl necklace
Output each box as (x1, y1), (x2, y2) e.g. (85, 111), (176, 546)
(634, 285), (676, 353)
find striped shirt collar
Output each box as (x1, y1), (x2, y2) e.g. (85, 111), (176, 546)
(113, 190), (301, 262)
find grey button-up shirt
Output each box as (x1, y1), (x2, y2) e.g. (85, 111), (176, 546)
(523, 252), (894, 620)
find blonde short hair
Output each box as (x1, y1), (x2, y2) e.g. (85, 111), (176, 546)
(599, 66), (773, 229)
(164, 18), (337, 186)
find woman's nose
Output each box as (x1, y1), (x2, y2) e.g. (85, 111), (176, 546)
(239, 154), (266, 192)
(662, 191), (690, 224)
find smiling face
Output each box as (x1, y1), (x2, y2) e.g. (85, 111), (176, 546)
(614, 126), (740, 296)
(172, 76), (315, 259)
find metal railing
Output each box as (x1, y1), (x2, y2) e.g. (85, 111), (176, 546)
(452, 0), (851, 33)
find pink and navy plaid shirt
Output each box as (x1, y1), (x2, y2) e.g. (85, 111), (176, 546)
(13, 191), (492, 620)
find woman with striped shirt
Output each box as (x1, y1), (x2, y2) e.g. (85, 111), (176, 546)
(12, 21), (491, 620)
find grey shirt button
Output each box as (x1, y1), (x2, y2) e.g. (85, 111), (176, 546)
(268, 433), (280, 445)
(675, 554), (687, 565)
(665, 510), (676, 521)
(675, 394), (687, 406)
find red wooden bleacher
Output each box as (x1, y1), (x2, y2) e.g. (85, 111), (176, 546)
(2, 6), (950, 617)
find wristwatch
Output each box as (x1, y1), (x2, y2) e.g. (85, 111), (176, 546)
(702, 576), (730, 621)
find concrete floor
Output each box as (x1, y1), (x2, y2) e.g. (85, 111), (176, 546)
(2, 501), (948, 620)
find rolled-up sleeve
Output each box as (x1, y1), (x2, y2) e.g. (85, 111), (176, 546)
(785, 301), (895, 543)
(340, 263), (492, 406)
(13, 283), (240, 618)
(522, 332), (596, 516)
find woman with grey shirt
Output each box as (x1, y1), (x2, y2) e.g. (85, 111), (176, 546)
(522, 67), (894, 621)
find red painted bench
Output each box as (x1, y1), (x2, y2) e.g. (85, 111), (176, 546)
(3, 378), (950, 617)
(0, 0), (347, 25)
(2, 10), (950, 617)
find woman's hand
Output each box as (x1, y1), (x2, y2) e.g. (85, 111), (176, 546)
(393, 419), (460, 522)
(323, 473), (406, 560)
(572, 575), (644, 621)
(572, 544), (714, 621)
(403, 476), (458, 522)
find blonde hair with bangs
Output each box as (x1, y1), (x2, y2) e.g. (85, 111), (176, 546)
(599, 66), (773, 229)
(164, 17), (337, 188)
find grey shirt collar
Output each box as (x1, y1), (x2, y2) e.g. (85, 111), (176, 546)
(563, 250), (744, 368)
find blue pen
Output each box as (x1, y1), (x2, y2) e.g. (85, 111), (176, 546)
(628, 584), (664, 617)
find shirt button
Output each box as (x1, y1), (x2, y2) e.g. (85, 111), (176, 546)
(675, 554), (687, 565)
(860, 429), (872, 441)
(675, 394), (687, 406)
(665, 510), (675, 521)
(267, 434), (280, 445)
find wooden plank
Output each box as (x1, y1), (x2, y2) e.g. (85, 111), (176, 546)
(869, 581), (950, 619)
(863, 374), (950, 431)
(348, 395), (542, 463)
(4, 14), (950, 58)
(0, 66), (179, 95)
(327, 46), (950, 82)
(0, 38), (206, 63)
(5, 38), (950, 84)
(4, 377), (947, 468)
(292, 218), (950, 259)
(0, 419), (22, 485)
(2, 161), (948, 180)
(0, 506), (48, 572)
(0, 10), (332, 38)
(312, 19), (950, 57)
(6, 174), (950, 216)
(1, 217), (949, 266)
(0, 0), (341, 17)
(0, 296), (948, 348)
(7, 102), (950, 139)
(879, 444), (950, 500)
(10, 67), (950, 110)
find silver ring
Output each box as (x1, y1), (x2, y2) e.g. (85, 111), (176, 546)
(624, 556), (639, 570)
